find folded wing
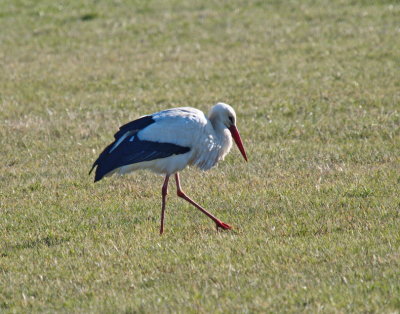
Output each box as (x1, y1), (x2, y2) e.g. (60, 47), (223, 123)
(89, 115), (190, 182)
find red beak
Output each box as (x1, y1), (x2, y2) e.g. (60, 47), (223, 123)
(229, 125), (248, 161)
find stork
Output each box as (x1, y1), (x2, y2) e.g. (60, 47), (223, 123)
(89, 102), (247, 234)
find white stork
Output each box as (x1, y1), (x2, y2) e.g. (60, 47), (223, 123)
(89, 102), (247, 234)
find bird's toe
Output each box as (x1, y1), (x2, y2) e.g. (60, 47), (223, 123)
(216, 221), (232, 231)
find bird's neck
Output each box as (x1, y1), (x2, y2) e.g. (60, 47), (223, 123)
(209, 117), (224, 137)
(210, 119), (232, 150)
(191, 116), (232, 170)
(209, 114), (223, 131)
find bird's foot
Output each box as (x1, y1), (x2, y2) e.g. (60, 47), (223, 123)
(215, 220), (232, 231)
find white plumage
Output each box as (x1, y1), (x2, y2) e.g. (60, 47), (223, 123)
(90, 102), (247, 234)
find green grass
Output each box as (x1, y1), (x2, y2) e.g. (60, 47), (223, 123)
(1, 0), (399, 312)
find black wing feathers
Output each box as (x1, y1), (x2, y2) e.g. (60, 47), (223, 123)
(114, 115), (155, 139)
(89, 116), (190, 182)
(89, 116), (155, 176)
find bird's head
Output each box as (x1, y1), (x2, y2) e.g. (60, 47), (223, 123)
(209, 102), (248, 162)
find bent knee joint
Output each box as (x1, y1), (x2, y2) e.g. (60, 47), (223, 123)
(177, 190), (186, 198)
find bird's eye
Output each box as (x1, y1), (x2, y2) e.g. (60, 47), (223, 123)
(228, 116), (234, 124)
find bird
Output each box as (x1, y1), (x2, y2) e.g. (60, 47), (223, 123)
(89, 102), (248, 234)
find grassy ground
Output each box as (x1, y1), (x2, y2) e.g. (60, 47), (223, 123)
(1, 0), (399, 312)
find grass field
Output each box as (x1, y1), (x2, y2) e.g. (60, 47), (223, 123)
(1, 0), (399, 312)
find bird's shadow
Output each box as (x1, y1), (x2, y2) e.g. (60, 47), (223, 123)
(1, 235), (70, 257)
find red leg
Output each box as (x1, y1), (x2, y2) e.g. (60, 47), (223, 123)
(174, 173), (232, 231)
(160, 175), (170, 235)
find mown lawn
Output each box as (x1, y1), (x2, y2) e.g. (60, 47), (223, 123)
(0, 0), (399, 312)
